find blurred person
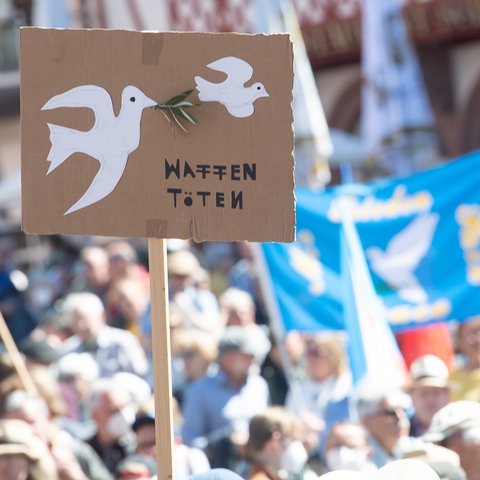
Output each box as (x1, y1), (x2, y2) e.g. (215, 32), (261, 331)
(259, 332), (289, 406)
(171, 329), (219, 406)
(114, 453), (156, 479)
(181, 326), (271, 471)
(0, 236), (36, 344)
(84, 377), (140, 472)
(74, 246), (112, 301)
(405, 354), (451, 437)
(167, 249), (221, 337)
(0, 340), (67, 421)
(449, 316), (480, 402)
(422, 400), (480, 480)
(0, 418), (58, 480)
(218, 288), (271, 364)
(285, 333), (353, 454)
(60, 292), (148, 378)
(56, 352), (100, 439)
(130, 407), (210, 479)
(2, 390), (112, 480)
(202, 242), (237, 298)
(246, 406), (313, 480)
(219, 288), (257, 328)
(106, 241), (149, 286)
(105, 277), (150, 335)
(356, 389), (418, 468)
(317, 458), (441, 480)
(228, 242), (268, 325)
(428, 461), (467, 480)
(32, 308), (74, 349)
(323, 421), (377, 473)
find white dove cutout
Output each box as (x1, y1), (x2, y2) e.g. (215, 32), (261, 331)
(42, 85), (156, 215)
(195, 56), (269, 118)
(366, 212), (440, 304)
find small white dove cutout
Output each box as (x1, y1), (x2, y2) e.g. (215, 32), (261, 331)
(366, 212), (440, 304)
(195, 56), (269, 118)
(41, 85), (156, 215)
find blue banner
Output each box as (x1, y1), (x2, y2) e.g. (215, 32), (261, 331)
(259, 151), (480, 333)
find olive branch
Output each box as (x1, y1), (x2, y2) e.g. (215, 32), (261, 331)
(153, 89), (200, 133)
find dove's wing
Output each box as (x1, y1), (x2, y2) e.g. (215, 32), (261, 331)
(206, 56), (253, 87)
(42, 85), (115, 130)
(385, 213), (439, 265)
(64, 152), (128, 215)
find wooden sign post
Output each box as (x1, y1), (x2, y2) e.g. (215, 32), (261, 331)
(21, 28), (295, 480)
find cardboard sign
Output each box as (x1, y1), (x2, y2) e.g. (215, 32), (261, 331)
(21, 28), (295, 242)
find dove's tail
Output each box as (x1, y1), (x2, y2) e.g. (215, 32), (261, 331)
(194, 76), (217, 102)
(46, 123), (80, 174)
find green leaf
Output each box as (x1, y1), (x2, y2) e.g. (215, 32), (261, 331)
(164, 89), (194, 106)
(153, 88), (200, 132)
(177, 107), (198, 125)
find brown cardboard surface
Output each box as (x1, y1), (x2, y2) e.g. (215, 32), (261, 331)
(21, 28), (295, 242)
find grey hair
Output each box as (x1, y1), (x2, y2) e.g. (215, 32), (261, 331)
(3, 390), (50, 418)
(62, 291), (105, 317)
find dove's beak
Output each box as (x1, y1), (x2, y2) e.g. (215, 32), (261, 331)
(261, 90), (269, 99)
(144, 96), (157, 108)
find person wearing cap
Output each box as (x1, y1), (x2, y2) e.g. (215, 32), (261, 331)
(0, 418), (58, 480)
(405, 355), (451, 437)
(130, 407), (210, 479)
(181, 326), (271, 472)
(422, 400), (480, 480)
(449, 316), (480, 402)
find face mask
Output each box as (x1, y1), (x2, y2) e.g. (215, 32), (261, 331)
(106, 407), (135, 439)
(280, 440), (308, 474)
(325, 446), (370, 471)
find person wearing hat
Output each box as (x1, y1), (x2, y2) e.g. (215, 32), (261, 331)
(130, 406), (210, 479)
(405, 355), (451, 437)
(181, 326), (271, 472)
(0, 418), (58, 480)
(422, 400), (480, 480)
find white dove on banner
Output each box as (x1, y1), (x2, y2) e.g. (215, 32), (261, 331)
(195, 56), (269, 118)
(366, 212), (440, 304)
(42, 84), (156, 215)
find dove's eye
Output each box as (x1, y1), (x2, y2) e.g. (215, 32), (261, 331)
(257, 86), (261, 91)
(130, 97), (136, 102)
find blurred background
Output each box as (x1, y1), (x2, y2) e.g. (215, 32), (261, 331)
(2, 0), (480, 267)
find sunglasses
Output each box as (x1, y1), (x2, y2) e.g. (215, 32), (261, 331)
(306, 347), (331, 358)
(371, 407), (403, 419)
(181, 350), (198, 359)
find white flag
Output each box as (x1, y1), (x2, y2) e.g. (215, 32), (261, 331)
(361, 0), (439, 176)
(253, 0), (332, 189)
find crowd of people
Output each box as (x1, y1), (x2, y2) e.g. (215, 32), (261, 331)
(0, 233), (478, 480)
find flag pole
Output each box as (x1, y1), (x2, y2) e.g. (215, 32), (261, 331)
(147, 238), (174, 480)
(252, 243), (307, 413)
(0, 311), (38, 395)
